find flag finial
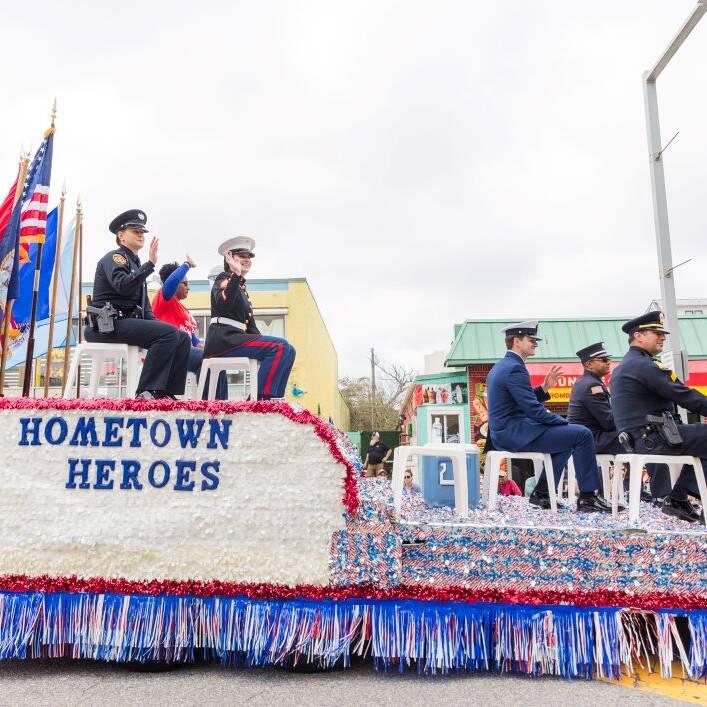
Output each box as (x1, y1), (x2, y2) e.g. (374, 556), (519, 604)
(61, 181), (67, 198)
(45, 99), (57, 137)
(77, 194), (82, 212)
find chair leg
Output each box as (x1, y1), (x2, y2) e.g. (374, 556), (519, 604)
(249, 360), (259, 400)
(87, 353), (103, 398)
(567, 458), (577, 503)
(691, 458), (707, 528)
(63, 347), (81, 399)
(125, 348), (140, 398)
(486, 453), (501, 511)
(628, 456), (645, 525)
(544, 455), (557, 513)
(600, 460), (612, 502)
(451, 452), (469, 516)
(196, 363), (209, 399)
(392, 449), (408, 513)
(612, 455), (626, 516)
(207, 366), (221, 399)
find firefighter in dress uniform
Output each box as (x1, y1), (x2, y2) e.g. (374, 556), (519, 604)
(85, 209), (191, 399)
(203, 236), (295, 400)
(611, 310), (707, 523)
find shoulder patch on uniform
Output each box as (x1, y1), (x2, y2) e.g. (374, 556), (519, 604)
(112, 253), (128, 266)
(590, 385), (604, 395)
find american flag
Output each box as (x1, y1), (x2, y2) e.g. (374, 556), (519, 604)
(0, 131), (54, 308)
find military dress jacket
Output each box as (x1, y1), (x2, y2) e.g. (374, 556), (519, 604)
(203, 271), (261, 358)
(486, 350), (567, 451)
(567, 370), (617, 448)
(611, 346), (707, 432)
(90, 245), (155, 318)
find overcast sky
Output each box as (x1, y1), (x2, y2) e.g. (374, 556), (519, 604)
(3, 1), (707, 377)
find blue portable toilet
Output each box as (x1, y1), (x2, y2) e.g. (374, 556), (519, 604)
(418, 445), (480, 509)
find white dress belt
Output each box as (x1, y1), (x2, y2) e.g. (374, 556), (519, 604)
(210, 316), (246, 331)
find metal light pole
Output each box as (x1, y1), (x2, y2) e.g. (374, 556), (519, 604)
(643, 0), (707, 381)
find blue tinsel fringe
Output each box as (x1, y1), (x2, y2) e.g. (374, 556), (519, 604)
(0, 591), (704, 679)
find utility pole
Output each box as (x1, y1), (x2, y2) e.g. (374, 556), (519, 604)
(370, 347), (376, 430)
(643, 0), (707, 381)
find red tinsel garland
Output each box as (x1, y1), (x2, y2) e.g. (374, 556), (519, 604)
(0, 397), (359, 515)
(0, 574), (704, 612)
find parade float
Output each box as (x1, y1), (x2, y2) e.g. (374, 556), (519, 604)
(0, 397), (704, 680)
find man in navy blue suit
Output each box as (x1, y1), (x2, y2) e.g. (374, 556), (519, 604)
(486, 321), (610, 512)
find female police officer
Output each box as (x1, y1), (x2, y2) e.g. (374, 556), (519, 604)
(85, 209), (191, 399)
(203, 236), (295, 399)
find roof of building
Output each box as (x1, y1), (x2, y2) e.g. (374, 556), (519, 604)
(446, 316), (707, 365)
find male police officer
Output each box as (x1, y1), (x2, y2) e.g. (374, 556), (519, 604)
(611, 311), (707, 522)
(569, 341), (671, 501)
(486, 321), (610, 512)
(86, 209), (191, 399)
(568, 342), (622, 454)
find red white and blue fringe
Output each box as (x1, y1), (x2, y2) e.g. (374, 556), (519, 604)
(0, 591), (705, 679)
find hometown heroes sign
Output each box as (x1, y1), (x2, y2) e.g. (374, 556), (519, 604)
(0, 406), (347, 586)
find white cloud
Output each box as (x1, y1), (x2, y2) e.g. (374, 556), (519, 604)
(1, 0), (705, 376)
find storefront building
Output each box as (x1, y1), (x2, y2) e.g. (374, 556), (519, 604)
(403, 316), (707, 453)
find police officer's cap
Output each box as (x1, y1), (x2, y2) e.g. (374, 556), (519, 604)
(218, 235), (256, 257)
(109, 209), (149, 235)
(501, 320), (542, 341)
(621, 311), (670, 335)
(576, 341), (609, 363)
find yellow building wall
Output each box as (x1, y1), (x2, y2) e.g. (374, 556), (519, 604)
(181, 279), (350, 430)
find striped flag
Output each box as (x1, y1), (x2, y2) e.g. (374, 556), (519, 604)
(0, 131), (54, 311)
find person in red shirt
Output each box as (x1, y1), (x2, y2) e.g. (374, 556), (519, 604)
(152, 256), (227, 398)
(498, 458), (523, 497)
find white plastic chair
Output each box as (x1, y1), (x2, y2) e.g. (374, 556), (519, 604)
(196, 357), (259, 400)
(63, 342), (141, 398)
(484, 451), (557, 513)
(565, 454), (615, 502)
(392, 444), (469, 516)
(611, 453), (707, 527)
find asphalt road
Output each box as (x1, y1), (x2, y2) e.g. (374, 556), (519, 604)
(0, 658), (681, 706)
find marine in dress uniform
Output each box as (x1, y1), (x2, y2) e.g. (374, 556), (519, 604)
(611, 311), (707, 523)
(85, 209), (191, 399)
(203, 236), (295, 399)
(486, 321), (610, 512)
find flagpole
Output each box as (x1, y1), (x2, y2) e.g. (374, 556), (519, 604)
(75, 206), (83, 397)
(0, 151), (31, 396)
(61, 197), (81, 395)
(42, 182), (66, 397)
(21, 102), (57, 397)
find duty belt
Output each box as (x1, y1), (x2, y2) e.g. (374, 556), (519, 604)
(210, 316), (246, 331)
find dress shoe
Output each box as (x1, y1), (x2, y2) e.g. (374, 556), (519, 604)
(577, 492), (612, 513)
(661, 496), (704, 524)
(528, 490), (552, 510)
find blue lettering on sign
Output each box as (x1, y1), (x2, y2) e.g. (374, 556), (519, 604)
(176, 419), (205, 448)
(119, 460), (143, 490)
(207, 419), (231, 449)
(125, 418), (147, 447)
(148, 460), (170, 489)
(174, 460), (196, 491)
(200, 461), (220, 491)
(21, 414), (231, 493)
(45, 417), (68, 445)
(102, 417), (124, 447)
(70, 417), (99, 447)
(94, 459), (116, 489)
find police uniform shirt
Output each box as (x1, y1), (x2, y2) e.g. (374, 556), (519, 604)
(567, 370), (615, 435)
(611, 346), (707, 432)
(203, 272), (261, 357)
(367, 441), (390, 464)
(91, 245), (155, 317)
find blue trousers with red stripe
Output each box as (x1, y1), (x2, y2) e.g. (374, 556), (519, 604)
(216, 335), (296, 399)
